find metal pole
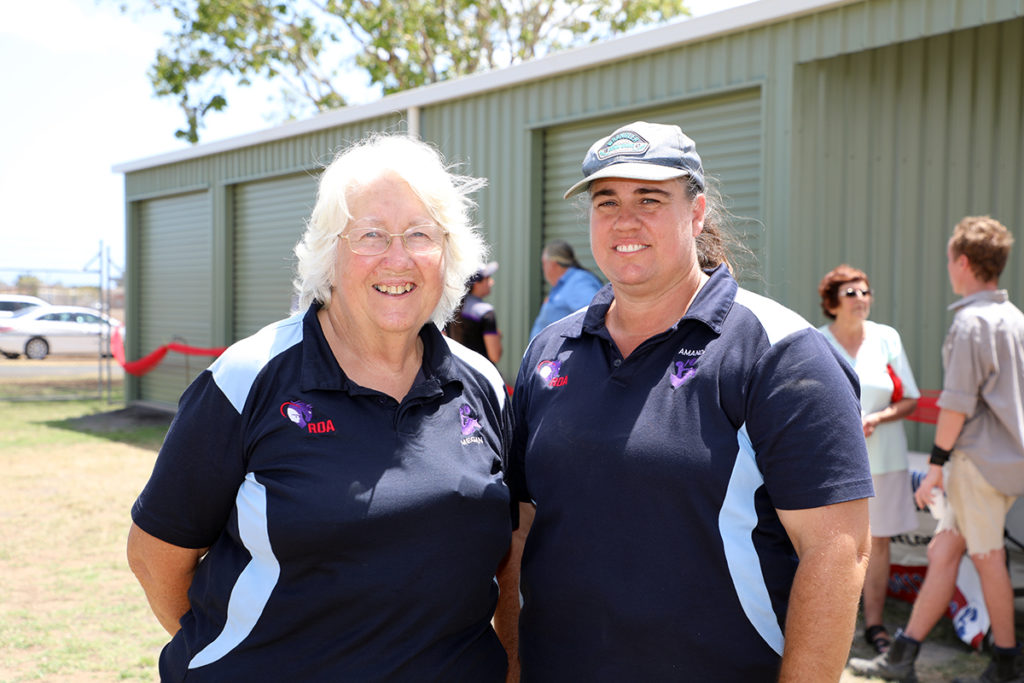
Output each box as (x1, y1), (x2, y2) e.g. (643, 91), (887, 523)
(96, 241), (103, 401)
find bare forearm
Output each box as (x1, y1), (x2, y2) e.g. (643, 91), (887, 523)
(876, 397), (918, 423)
(934, 408), (966, 450)
(484, 333), (503, 365)
(126, 523), (204, 635)
(141, 574), (194, 635)
(776, 500), (870, 681)
(779, 542), (868, 681)
(494, 503), (533, 683)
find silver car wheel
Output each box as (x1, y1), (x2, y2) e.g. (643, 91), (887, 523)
(25, 337), (49, 360)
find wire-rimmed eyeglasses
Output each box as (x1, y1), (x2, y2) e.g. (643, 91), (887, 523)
(341, 224), (448, 256)
(841, 287), (872, 298)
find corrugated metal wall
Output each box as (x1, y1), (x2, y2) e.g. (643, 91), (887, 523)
(233, 173), (319, 338)
(124, 114), (402, 406)
(122, 0), (1024, 409)
(421, 66), (774, 383)
(541, 90), (764, 291)
(790, 15), (1024, 448)
(136, 191), (213, 405)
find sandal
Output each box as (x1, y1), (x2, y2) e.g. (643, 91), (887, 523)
(864, 624), (891, 654)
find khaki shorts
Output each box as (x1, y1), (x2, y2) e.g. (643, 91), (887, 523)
(936, 452), (1017, 556)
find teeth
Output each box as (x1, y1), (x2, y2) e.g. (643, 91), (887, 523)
(374, 283), (415, 295)
(615, 244), (647, 253)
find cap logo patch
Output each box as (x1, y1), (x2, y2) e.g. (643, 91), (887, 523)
(596, 131), (649, 160)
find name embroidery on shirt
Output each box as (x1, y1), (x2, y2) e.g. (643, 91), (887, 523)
(536, 359), (567, 387)
(460, 404), (484, 445)
(280, 400), (335, 434)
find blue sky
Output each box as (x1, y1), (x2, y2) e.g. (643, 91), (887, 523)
(0, 0), (751, 287)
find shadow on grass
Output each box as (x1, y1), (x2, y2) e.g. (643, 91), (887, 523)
(47, 405), (173, 451)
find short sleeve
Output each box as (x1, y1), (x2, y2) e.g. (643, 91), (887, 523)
(938, 315), (983, 416)
(130, 370), (248, 548)
(480, 311), (499, 336)
(744, 329), (874, 510)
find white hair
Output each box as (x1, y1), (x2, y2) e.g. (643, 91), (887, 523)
(293, 134), (488, 326)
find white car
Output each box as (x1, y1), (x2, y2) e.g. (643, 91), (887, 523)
(0, 305), (121, 360)
(0, 294), (49, 318)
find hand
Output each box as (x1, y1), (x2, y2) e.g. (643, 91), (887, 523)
(914, 465), (944, 510)
(862, 413), (880, 438)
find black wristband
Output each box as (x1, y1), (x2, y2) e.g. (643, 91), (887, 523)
(930, 444), (952, 466)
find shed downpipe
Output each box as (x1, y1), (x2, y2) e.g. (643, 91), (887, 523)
(407, 107), (420, 138)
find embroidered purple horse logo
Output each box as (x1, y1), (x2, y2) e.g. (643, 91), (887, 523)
(537, 359), (565, 387)
(460, 404), (481, 436)
(670, 358), (699, 388)
(280, 400), (314, 428)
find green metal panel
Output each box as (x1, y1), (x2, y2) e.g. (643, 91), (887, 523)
(120, 0), (1024, 408)
(790, 16), (1024, 450)
(541, 90), (764, 300)
(124, 115), (401, 405)
(137, 191), (213, 407)
(232, 173), (319, 338)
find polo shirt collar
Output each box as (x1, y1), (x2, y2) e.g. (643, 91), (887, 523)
(948, 288), (1009, 311)
(300, 303), (457, 398)
(572, 264), (737, 339)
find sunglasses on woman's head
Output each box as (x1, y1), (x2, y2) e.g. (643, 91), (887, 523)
(841, 287), (872, 298)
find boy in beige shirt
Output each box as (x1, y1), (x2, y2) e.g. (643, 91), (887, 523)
(850, 216), (1024, 683)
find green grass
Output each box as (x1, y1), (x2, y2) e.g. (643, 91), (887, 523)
(0, 396), (168, 452)
(0, 395), (172, 682)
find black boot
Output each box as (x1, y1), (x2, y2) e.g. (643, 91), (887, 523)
(952, 643), (1024, 683)
(848, 629), (920, 682)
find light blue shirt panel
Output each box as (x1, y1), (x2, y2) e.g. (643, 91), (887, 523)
(189, 472), (281, 668)
(210, 311), (305, 414)
(719, 424), (785, 655)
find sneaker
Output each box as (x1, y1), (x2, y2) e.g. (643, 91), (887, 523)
(848, 630), (920, 682)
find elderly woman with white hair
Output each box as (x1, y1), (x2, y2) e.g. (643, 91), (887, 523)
(126, 133), (514, 681)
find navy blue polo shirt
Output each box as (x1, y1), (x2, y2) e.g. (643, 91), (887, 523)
(132, 304), (512, 682)
(509, 266), (872, 681)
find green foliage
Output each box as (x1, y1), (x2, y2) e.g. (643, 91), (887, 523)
(15, 274), (42, 295)
(118, 0), (690, 143)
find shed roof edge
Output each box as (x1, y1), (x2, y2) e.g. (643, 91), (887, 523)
(112, 0), (858, 174)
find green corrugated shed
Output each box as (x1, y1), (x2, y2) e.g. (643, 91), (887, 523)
(116, 0), (1024, 453)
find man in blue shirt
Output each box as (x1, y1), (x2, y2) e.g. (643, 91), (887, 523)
(529, 240), (603, 340)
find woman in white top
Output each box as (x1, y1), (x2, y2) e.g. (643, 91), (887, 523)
(817, 264), (920, 655)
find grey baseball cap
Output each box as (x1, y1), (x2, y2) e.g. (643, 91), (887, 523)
(563, 121), (706, 199)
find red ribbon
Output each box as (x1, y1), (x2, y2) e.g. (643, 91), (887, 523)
(112, 326), (226, 376)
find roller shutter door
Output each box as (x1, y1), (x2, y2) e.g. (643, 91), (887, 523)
(543, 89), (763, 288)
(233, 173), (318, 338)
(137, 191), (212, 405)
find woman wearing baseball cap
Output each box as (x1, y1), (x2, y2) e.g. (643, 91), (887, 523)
(504, 121), (873, 681)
